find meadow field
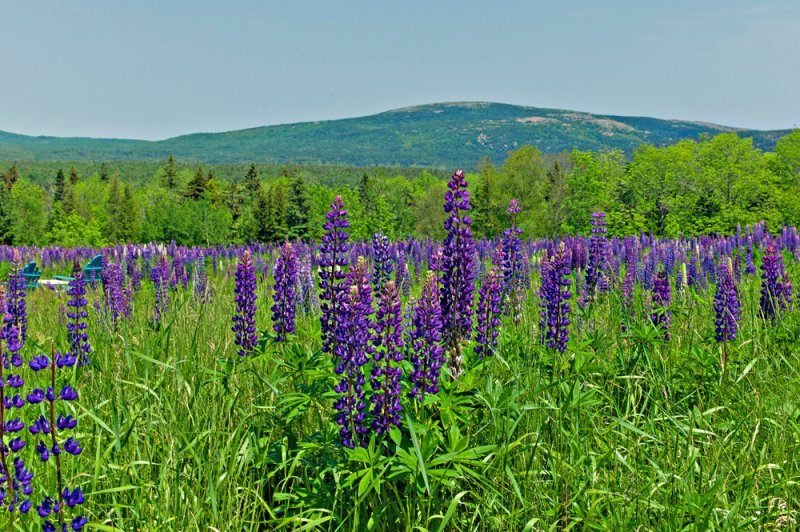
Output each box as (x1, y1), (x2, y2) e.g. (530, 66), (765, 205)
(0, 170), (799, 531)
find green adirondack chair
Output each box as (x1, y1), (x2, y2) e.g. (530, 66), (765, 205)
(21, 261), (41, 290)
(54, 255), (104, 283)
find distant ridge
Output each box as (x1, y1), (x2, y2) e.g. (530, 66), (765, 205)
(0, 102), (791, 168)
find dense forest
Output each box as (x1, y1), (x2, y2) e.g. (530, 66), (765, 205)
(0, 130), (798, 247)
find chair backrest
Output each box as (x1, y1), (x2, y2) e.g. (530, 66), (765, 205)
(84, 255), (104, 273)
(22, 261), (41, 289)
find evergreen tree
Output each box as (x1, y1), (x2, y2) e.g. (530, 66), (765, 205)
(69, 166), (79, 185)
(358, 173), (375, 219)
(254, 186), (272, 242)
(46, 202), (66, 236)
(163, 155), (178, 190)
(106, 176), (123, 241)
(242, 164), (261, 197)
(118, 184), (139, 241)
(286, 175), (311, 240)
(0, 187), (11, 244)
(270, 184), (287, 241)
(54, 169), (66, 202)
(3, 165), (18, 191)
(61, 184), (77, 216)
(99, 162), (109, 182)
(185, 167), (208, 200)
(473, 158), (497, 238)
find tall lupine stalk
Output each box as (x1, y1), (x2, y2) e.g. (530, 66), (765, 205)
(150, 254), (170, 324)
(333, 258), (373, 448)
(539, 243), (572, 354)
(29, 348), (86, 531)
(502, 199), (525, 323)
(296, 254), (317, 315)
(193, 251), (212, 304)
(102, 262), (131, 326)
(475, 246), (504, 358)
(409, 272), (446, 403)
(759, 244), (784, 321)
(66, 263), (91, 366)
(271, 242), (298, 342)
(0, 287), (33, 516)
(319, 196), (350, 357)
(440, 169), (477, 379)
(370, 280), (404, 437)
(232, 250), (259, 357)
(394, 248), (411, 298)
(714, 259), (742, 373)
(371, 231), (393, 297)
(585, 211), (609, 299)
(651, 270), (672, 340)
(7, 250), (28, 345)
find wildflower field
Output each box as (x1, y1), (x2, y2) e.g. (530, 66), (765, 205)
(1, 169), (799, 530)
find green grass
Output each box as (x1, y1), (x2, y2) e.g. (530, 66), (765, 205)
(6, 261), (800, 530)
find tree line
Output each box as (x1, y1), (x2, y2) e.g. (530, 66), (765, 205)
(0, 130), (798, 247)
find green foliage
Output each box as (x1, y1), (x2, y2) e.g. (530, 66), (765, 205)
(45, 212), (107, 247)
(8, 179), (47, 244)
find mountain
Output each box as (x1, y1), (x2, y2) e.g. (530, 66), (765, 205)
(0, 102), (791, 168)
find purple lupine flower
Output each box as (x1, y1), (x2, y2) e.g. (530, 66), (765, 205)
(371, 231), (393, 297)
(150, 254), (170, 324)
(66, 263), (91, 366)
(395, 248), (411, 298)
(440, 169), (477, 379)
(296, 253), (317, 314)
(744, 247), (757, 276)
(780, 271), (793, 311)
(333, 258), (374, 448)
(586, 211), (609, 296)
(714, 260), (742, 345)
(409, 272), (446, 402)
(0, 286), (33, 515)
(650, 270), (672, 340)
(370, 280), (404, 436)
(502, 199), (524, 322)
(6, 250), (27, 345)
(102, 262), (131, 325)
(760, 244), (783, 321)
(319, 196), (350, 356)
(232, 250), (259, 356)
(193, 251), (212, 303)
(271, 242), (298, 342)
(539, 243), (572, 353)
(30, 349), (86, 530)
(621, 248), (636, 313)
(474, 262), (503, 358)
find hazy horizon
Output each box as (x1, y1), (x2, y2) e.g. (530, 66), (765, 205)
(2, 1), (799, 139)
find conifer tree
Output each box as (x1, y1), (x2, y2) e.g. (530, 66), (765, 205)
(3, 165), (18, 191)
(118, 184), (139, 242)
(270, 184), (288, 241)
(61, 183), (77, 215)
(254, 186), (272, 242)
(69, 166), (79, 185)
(106, 176), (122, 241)
(185, 167), (208, 200)
(243, 164), (261, 197)
(99, 162), (110, 182)
(286, 174), (311, 240)
(164, 155), (178, 190)
(54, 168), (66, 202)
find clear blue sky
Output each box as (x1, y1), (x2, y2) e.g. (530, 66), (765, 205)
(2, 1), (798, 139)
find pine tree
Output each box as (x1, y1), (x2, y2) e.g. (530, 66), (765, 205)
(46, 202), (66, 235)
(118, 184), (139, 242)
(61, 184), (77, 216)
(54, 169), (66, 202)
(358, 173), (375, 218)
(69, 167), (79, 186)
(242, 164), (261, 197)
(163, 155), (178, 190)
(99, 162), (109, 182)
(3, 165), (18, 191)
(106, 176), (122, 241)
(254, 187), (272, 242)
(185, 167), (208, 200)
(473, 157), (497, 238)
(270, 184), (287, 241)
(286, 175), (311, 240)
